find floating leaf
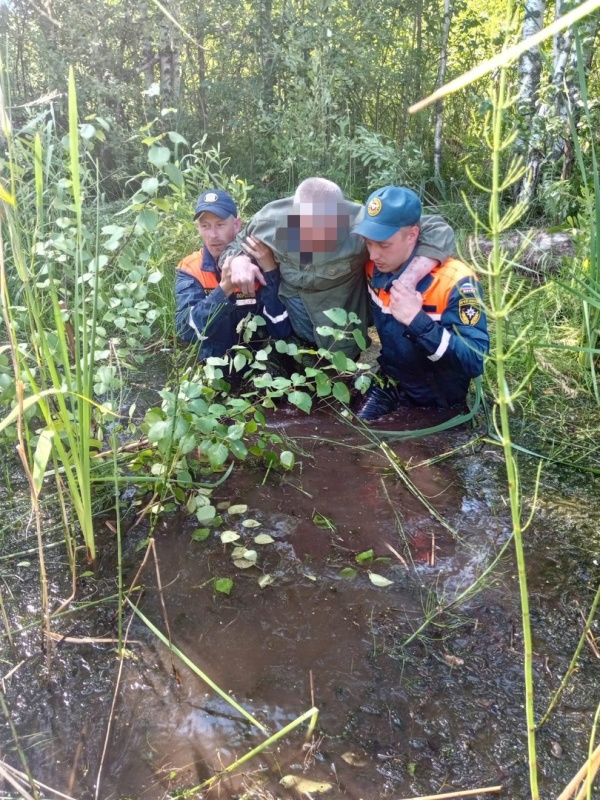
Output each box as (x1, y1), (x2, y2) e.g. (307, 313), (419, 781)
(233, 558), (255, 569)
(216, 501), (231, 510)
(254, 534), (274, 545)
(369, 572), (394, 587)
(191, 528), (210, 542)
(221, 531), (240, 544)
(258, 574), (274, 588)
(241, 549), (257, 563)
(341, 752), (368, 767)
(339, 567), (357, 580)
(355, 549), (374, 564)
(242, 518), (261, 528)
(227, 504), (248, 515)
(231, 545), (246, 558)
(280, 776), (332, 794)
(214, 578), (233, 595)
(280, 450), (295, 470)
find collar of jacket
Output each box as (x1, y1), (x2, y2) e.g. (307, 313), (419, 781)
(201, 246), (220, 275)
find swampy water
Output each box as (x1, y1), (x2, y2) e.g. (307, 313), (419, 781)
(1, 388), (599, 799)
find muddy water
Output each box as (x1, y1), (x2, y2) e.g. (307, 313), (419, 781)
(1, 403), (599, 800)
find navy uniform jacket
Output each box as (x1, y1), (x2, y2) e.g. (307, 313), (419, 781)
(175, 247), (292, 359)
(366, 258), (489, 407)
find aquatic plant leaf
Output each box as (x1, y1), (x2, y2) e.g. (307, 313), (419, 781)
(254, 534), (274, 545)
(227, 504), (248, 515)
(241, 549), (257, 563)
(231, 545), (246, 558)
(368, 572), (394, 587)
(233, 558), (255, 569)
(221, 531), (240, 544)
(217, 501), (231, 510)
(258, 574), (274, 588)
(196, 505), (216, 523)
(341, 752), (368, 767)
(322, 307), (348, 327)
(280, 450), (295, 470)
(339, 567), (357, 580)
(288, 390), (312, 414)
(191, 528), (210, 542)
(214, 578), (233, 595)
(280, 775), (332, 794)
(355, 549), (374, 564)
(332, 381), (350, 404)
(242, 518), (261, 528)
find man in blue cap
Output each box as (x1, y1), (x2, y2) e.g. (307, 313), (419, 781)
(352, 186), (489, 421)
(175, 189), (292, 359)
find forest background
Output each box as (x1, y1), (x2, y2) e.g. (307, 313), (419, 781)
(5, 0), (596, 219)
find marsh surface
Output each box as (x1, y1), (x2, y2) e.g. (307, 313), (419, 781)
(1, 398), (599, 799)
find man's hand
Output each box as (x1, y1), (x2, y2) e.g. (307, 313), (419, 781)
(390, 281), (423, 326)
(219, 256), (236, 297)
(241, 235), (277, 272)
(229, 254), (267, 295)
(397, 255), (437, 290)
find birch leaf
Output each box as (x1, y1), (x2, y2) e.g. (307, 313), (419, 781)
(227, 504), (248, 515)
(221, 531), (240, 544)
(254, 534), (274, 545)
(242, 518), (261, 528)
(369, 572), (393, 587)
(280, 776), (332, 794)
(233, 558), (255, 569)
(341, 752), (368, 767)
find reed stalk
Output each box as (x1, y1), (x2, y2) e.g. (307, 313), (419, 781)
(483, 33), (538, 800)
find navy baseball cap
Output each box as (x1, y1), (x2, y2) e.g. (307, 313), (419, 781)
(194, 189), (237, 220)
(353, 186), (422, 241)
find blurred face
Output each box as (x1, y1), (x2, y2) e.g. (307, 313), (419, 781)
(196, 212), (241, 259)
(363, 225), (420, 273)
(299, 212), (347, 252)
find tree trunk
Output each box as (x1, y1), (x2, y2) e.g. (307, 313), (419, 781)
(516, 0), (547, 205)
(433, 0), (454, 181)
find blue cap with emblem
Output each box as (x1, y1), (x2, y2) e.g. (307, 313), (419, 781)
(352, 186), (422, 241)
(194, 189), (238, 220)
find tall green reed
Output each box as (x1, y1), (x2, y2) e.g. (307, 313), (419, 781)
(0, 66), (108, 565)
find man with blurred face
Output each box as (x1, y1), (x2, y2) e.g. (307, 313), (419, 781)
(175, 190), (291, 359)
(221, 178), (456, 357)
(352, 186), (489, 421)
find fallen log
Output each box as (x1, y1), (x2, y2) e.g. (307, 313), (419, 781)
(462, 230), (575, 277)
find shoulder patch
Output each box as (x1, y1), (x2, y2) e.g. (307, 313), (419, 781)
(459, 298), (482, 326)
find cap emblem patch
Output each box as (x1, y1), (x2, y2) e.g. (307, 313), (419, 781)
(204, 192), (218, 202)
(367, 198), (382, 216)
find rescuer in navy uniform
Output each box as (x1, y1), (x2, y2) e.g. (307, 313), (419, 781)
(175, 190), (292, 359)
(352, 186), (489, 421)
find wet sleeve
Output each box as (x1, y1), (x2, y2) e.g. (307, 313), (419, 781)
(403, 278), (489, 377)
(415, 215), (456, 263)
(175, 271), (236, 342)
(258, 270), (293, 339)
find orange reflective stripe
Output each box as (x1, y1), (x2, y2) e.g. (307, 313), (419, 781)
(176, 249), (220, 289)
(421, 258), (478, 314)
(366, 258), (478, 316)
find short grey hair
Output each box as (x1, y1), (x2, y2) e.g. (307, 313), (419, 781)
(293, 178), (344, 205)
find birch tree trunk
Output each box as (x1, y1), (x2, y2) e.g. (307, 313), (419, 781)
(433, 0), (454, 181)
(516, 0), (546, 205)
